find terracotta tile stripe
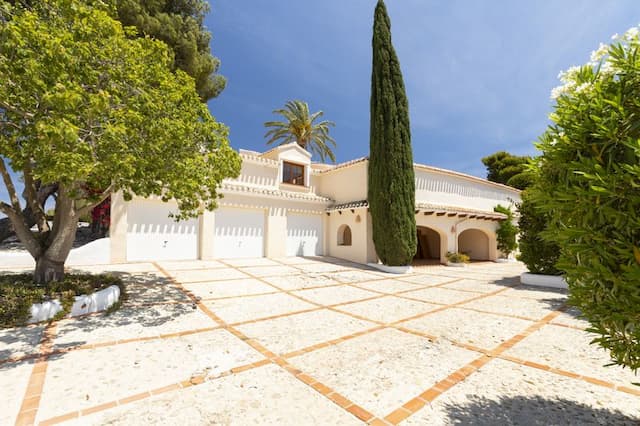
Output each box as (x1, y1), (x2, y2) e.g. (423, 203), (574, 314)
(281, 325), (385, 359)
(381, 308), (567, 424)
(14, 322), (57, 426)
(495, 353), (640, 397)
(2, 326), (223, 368)
(160, 259), (607, 426)
(177, 260), (382, 425)
(36, 358), (269, 425)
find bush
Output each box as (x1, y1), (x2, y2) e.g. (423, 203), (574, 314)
(532, 27), (640, 371)
(494, 205), (518, 258)
(516, 192), (561, 275)
(0, 274), (124, 328)
(446, 252), (470, 264)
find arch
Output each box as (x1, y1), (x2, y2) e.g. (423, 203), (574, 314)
(458, 228), (490, 260)
(337, 225), (352, 246)
(415, 226), (444, 263)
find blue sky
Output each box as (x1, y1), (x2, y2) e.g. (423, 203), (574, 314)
(206, 0), (639, 177)
(1, 1), (638, 206)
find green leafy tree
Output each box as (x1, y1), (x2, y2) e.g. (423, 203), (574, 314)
(516, 191), (560, 275)
(0, 0), (240, 283)
(494, 205), (518, 258)
(0, 0), (226, 243)
(4, 0), (225, 101)
(368, 0), (416, 266)
(482, 151), (534, 190)
(114, 0), (225, 101)
(264, 100), (337, 162)
(532, 27), (640, 371)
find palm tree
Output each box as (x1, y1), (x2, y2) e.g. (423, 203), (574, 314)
(264, 100), (337, 162)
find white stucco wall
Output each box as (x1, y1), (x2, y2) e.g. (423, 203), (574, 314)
(316, 161), (368, 204)
(414, 214), (499, 262)
(230, 161), (278, 188)
(415, 168), (519, 211)
(126, 198), (199, 261)
(327, 207), (375, 264)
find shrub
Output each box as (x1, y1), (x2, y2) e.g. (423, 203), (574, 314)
(0, 274), (124, 328)
(516, 192), (561, 275)
(532, 26), (640, 371)
(446, 252), (470, 264)
(494, 205), (518, 258)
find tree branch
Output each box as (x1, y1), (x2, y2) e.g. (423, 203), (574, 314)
(0, 156), (21, 212)
(76, 183), (114, 216)
(22, 161), (50, 233)
(0, 199), (42, 258)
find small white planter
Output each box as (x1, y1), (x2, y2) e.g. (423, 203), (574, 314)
(28, 285), (121, 324)
(446, 262), (467, 268)
(367, 263), (413, 274)
(520, 273), (567, 290)
(495, 258), (517, 263)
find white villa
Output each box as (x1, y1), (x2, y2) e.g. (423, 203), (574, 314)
(109, 143), (521, 265)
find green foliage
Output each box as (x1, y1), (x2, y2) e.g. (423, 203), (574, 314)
(482, 151), (534, 190)
(115, 0), (225, 101)
(264, 100), (337, 162)
(368, 0), (416, 266)
(0, 0), (240, 279)
(516, 191), (561, 275)
(0, 273), (124, 328)
(446, 252), (470, 264)
(532, 28), (640, 371)
(494, 205), (518, 257)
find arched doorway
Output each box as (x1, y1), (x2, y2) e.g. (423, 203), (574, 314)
(414, 226), (441, 265)
(458, 229), (489, 260)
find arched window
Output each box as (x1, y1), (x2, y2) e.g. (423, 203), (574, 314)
(338, 225), (352, 246)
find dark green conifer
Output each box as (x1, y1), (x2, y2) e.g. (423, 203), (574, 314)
(368, 0), (416, 266)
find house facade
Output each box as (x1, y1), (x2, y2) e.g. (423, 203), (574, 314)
(109, 143), (521, 265)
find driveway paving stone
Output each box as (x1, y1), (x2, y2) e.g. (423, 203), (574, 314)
(402, 359), (640, 425)
(66, 365), (363, 426)
(289, 328), (479, 419)
(503, 324), (639, 388)
(236, 309), (376, 355)
(202, 292), (316, 324)
(335, 296), (440, 324)
(37, 329), (264, 422)
(181, 278), (276, 300)
(1, 258), (637, 425)
(292, 285), (379, 306)
(401, 307), (534, 349)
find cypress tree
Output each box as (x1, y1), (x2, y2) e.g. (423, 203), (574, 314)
(368, 0), (416, 266)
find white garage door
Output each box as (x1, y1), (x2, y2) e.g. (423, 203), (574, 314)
(213, 208), (265, 258)
(126, 200), (199, 261)
(286, 214), (323, 256)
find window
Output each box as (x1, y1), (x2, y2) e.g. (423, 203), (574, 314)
(338, 225), (352, 246)
(282, 162), (305, 186)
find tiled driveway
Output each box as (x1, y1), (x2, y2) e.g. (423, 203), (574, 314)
(2, 258), (639, 425)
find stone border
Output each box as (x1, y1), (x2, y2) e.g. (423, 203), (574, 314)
(446, 262), (467, 268)
(28, 285), (121, 324)
(367, 263), (413, 274)
(520, 273), (567, 289)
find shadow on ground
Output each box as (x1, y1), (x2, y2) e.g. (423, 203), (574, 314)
(442, 394), (639, 425)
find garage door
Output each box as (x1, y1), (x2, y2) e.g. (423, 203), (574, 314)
(213, 208), (265, 258)
(286, 214), (323, 256)
(126, 200), (199, 261)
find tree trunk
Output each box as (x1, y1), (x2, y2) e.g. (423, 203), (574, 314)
(34, 256), (66, 284)
(0, 183), (57, 243)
